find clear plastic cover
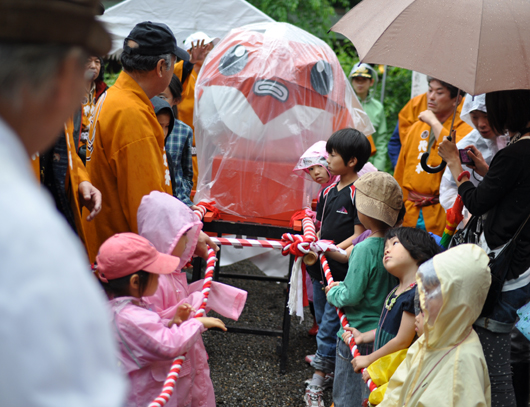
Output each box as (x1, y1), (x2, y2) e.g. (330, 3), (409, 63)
(194, 22), (374, 218)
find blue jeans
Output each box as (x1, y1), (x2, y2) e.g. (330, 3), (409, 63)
(333, 338), (373, 407)
(489, 283), (530, 325)
(311, 279), (341, 373)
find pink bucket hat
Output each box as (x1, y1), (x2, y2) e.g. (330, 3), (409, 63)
(96, 233), (180, 283)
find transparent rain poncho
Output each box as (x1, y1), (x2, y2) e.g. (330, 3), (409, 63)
(193, 22), (374, 218)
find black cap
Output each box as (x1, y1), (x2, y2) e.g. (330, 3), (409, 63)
(123, 21), (189, 61)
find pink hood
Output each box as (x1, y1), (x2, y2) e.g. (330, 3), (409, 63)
(137, 191), (202, 269)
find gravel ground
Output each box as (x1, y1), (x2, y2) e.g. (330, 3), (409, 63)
(198, 259), (334, 407)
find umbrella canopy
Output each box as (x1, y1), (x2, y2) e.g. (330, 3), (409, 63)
(331, 0), (530, 95)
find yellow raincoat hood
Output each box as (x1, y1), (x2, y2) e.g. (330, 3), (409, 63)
(380, 244), (492, 407)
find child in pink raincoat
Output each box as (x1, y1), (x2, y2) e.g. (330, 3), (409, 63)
(137, 191), (248, 407)
(95, 233), (227, 407)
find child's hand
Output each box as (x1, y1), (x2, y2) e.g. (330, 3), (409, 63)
(194, 231), (219, 259)
(168, 303), (194, 328)
(341, 330), (352, 343)
(344, 326), (364, 345)
(196, 317), (227, 331)
(351, 355), (371, 373)
(324, 281), (339, 295)
(362, 369), (371, 383)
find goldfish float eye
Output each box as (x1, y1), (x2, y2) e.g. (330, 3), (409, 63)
(311, 60), (333, 95)
(219, 45), (248, 76)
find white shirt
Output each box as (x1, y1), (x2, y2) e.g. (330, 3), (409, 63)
(0, 118), (127, 406)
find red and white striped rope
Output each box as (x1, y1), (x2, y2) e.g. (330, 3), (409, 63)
(149, 248), (217, 407)
(302, 216), (317, 242)
(211, 237), (284, 250)
(321, 254), (377, 393)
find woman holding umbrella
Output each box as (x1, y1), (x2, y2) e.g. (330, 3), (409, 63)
(439, 89), (530, 407)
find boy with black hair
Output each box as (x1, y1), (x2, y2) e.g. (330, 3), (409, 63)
(304, 128), (372, 407)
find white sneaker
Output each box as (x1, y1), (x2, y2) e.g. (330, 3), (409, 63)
(304, 384), (325, 407)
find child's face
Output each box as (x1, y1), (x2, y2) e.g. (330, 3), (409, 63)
(351, 76), (374, 96)
(415, 312), (424, 336)
(383, 237), (417, 277)
(171, 232), (189, 259)
(423, 283), (443, 326)
(143, 273), (160, 297)
(326, 149), (354, 176)
(307, 165), (330, 185)
(156, 112), (172, 137)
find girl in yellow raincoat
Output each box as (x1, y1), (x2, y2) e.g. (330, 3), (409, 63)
(379, 244), (491, 407)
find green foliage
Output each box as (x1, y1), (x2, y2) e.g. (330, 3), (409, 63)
(374, 66), (412, 128)
(103, 71), (120, 87)
(247, 0), (349, 42)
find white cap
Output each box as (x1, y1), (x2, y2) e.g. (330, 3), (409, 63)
(184, 31), (220, 51)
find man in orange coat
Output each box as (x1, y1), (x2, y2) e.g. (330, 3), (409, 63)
(84, 22), (187, 262)
(394, 78), (472, 236)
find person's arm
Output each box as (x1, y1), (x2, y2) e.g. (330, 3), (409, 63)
(439, 167), (459, 211)
(336, 224), (367, 249)
(325, 244), (354, 263)
(418, 110), (445, 141)
(78, 181), (102, 221)
(388, 122), (402, 168)
(351, 311), (416, 373)
(326, 244), (370, 308)
(439, 134), (518, 216)
(119, 308), (206, 362)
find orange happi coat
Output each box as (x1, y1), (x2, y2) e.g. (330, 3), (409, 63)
(394, 100), (472, 236)
(174, 61), (199, 191)
(64, 118), (91, 246)
(398, 93), (428, 144)
(84, 71), (172, 262)
(29, 118), (91, 249)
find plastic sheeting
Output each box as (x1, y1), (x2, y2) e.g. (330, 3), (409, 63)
(194, 22), (375, 218)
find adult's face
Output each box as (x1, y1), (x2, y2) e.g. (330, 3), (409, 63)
(427, 80), (456, 118)
(19, 50), (87, 155)
(85, 56), (101, 83)
(153, 55), (176, 96)
(470, 110), (495, 139)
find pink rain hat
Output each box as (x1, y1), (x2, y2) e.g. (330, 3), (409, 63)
(293, 141), (331, 180)
(96, 233), (180, 282)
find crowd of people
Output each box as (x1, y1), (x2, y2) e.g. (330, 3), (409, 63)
(2, 1), (530, 407)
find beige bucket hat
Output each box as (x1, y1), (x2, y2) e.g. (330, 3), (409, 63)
(355, 172), (403, 227)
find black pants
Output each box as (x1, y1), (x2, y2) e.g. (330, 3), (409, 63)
(475, 325), (516, 407)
